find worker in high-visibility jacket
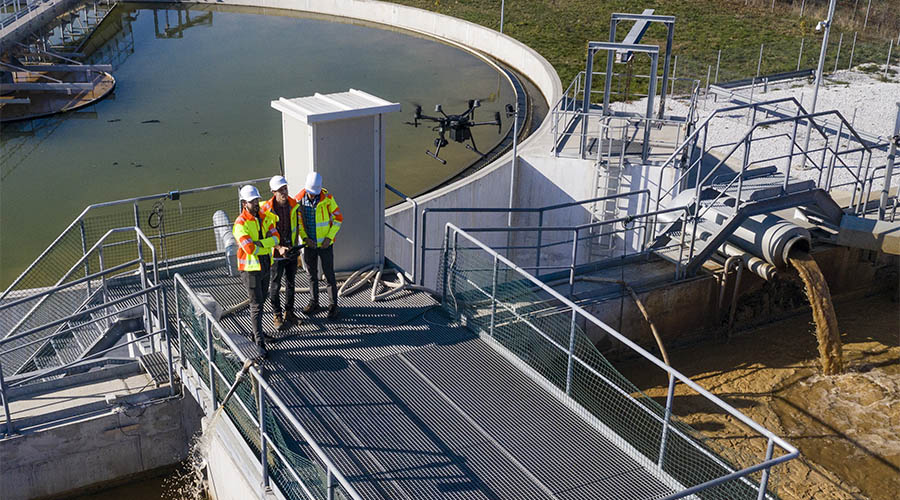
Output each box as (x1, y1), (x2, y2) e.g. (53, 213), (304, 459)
(233, 185), (281, 354)
(296, 172), (343, 319)
(261, 175), (301, 330)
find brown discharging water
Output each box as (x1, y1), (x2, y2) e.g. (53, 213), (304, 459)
(616, 293), (899, 500)
(787, 249), (844, 375)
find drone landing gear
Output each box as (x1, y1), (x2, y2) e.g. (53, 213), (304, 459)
(464, 135), (487, 158)
(427, 137), (449, 164)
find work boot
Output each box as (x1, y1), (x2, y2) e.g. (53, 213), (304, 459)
(284, 311), (300, 325)
(273, 313), (284, 330)
(327, 304), (339, 319)
(303, 302), (320, 316)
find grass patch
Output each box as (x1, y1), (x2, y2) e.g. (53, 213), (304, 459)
(387, 0), (898, 93)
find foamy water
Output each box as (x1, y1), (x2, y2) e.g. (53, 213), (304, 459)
(162, 409), (225, 499)
(797, 367), (900, 457)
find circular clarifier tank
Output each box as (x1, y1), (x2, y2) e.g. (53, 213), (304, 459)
(0, 2), (532, 286)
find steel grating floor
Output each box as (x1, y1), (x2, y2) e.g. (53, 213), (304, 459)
(171, 264), (676, 499)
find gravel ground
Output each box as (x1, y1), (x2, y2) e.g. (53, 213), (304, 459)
(617, 65), (900, 194)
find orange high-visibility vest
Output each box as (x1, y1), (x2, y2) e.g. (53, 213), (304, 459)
(232, 208), (279, 271)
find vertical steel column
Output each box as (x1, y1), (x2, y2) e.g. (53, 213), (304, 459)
(784, 107), (801, 191)
(879, 104), (900, 220)
(499, 0), (505, 33)
(803, 0), (837, 168)
(848, 32), (858, 69)
(797, 38), (804, 71)
(0, 362), (13, 436)
(80, 220), (91, 297)
(601, 20), (618, 116)
(206, 317), (216, 404)
(657, 374), (676, 468)
(644, 53), (659, 161)
(568, 229), (579, 298)
(756, 438), (776, 500)
(489, 255), (498, 338)
(657, 22), (674, 119)
(258, 381), (269, 493)
(565, 308), (577, 395)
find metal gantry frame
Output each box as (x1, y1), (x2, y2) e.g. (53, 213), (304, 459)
(579, 13), (675, 161)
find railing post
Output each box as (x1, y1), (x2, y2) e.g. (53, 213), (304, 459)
(737, 133), (752, 215)
(657, 374), (676, 468)
(565, 308), (577, 395)
(258, 380), (269, 494)
(784, 108), (801, 192)
(80, 220), (91, 298)
(535, 211), (544, 270)
(326, 469), (335, 500)
(569, 229), (579, 298)
(489, 255), (498, 339)
(206, 317), (216, 405)
(161, 280), (175, 396)
(879, 104), (900, 220)
(175, 279), (185, 370)
(136, 237), (151, 338)
(0, 362), (14, 436)
(419, 211), (428, 287)
(98, 244), (108, 304)
(757, 438), (776, 500)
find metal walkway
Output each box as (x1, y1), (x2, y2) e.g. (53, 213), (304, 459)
(178, 267), (676, 499)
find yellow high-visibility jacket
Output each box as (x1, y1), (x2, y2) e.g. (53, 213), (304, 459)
(294, 189), (342, 247)
(232, 208), (279, 271)
(261, 195), (300, 246)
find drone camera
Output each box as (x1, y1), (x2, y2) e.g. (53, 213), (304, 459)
(505, 103), (515, 115)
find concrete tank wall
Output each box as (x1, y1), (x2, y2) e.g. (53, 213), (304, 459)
(584, 246), (899, 358)
(0, 395), (203, 500)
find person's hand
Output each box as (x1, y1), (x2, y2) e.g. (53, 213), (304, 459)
(304, 237), (315, 247)
(321, 237), (332, 249)
(275, 246), (288, 257)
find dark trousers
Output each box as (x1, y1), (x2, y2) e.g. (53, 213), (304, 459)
(269, 257), (297, 315)
(303, 246), (337, 306)
(241, 255), (270, 346)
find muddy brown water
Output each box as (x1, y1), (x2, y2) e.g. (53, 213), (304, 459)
(788, 249), (844, 375)
(616, 293), (899, 500)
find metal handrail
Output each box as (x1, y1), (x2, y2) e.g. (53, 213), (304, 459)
(443, 223), (798, 497)
(385, 183), (418, 282)
(174, 274), (363, 500)
(420, 190), (650, 285)
(1, 177), (269, 302)
(2, 227), (156, 340)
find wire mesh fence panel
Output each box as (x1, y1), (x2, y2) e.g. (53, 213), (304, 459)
(438, 228), (789, 499)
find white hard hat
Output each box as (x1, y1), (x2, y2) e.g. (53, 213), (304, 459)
(239, 185), (261, 202)
(269, 175), (288, 192)
(305, 171), (322, 195)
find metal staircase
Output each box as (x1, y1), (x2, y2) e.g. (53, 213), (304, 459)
(646, 97), (892, 276)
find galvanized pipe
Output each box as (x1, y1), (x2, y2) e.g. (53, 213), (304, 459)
(258, 375), (269, 493)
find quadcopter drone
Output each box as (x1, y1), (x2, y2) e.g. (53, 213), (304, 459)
(406, 99), (502, 164)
